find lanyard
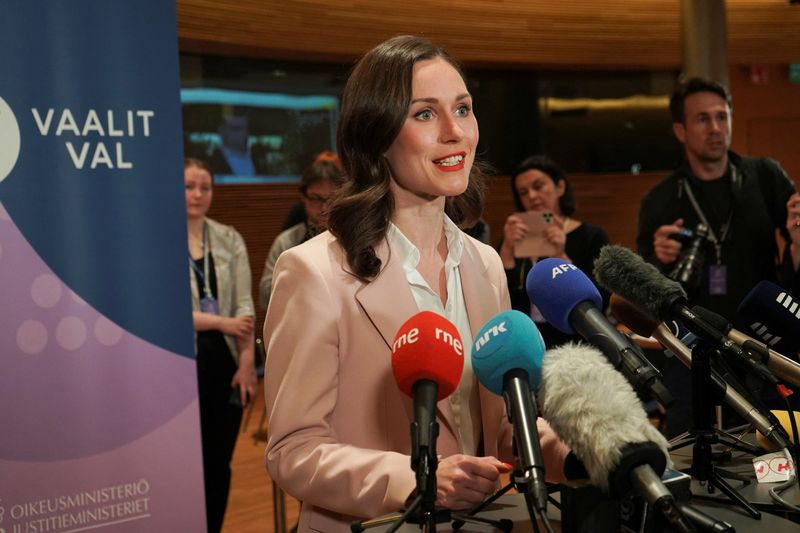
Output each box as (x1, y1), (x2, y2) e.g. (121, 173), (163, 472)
(189, 223), (212, 299)
(682, 165), (738, 264)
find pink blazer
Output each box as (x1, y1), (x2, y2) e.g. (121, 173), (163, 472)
(264, 231), (568, 532)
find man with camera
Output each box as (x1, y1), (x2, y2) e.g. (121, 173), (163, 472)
(637, 77), (798, 322)
(636, 77), (799, 435)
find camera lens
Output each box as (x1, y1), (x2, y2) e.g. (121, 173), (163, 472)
(669, 223), (708, 293)
(668, 227), (694, 245)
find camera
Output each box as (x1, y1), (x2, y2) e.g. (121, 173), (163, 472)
(669, 223), (709, 293)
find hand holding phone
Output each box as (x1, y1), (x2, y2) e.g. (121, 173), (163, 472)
(513, 210), (558, 258)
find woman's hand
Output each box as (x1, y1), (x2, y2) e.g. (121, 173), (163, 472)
(652, 218), (684, 265)
(220, 315), (254, 337)
(500, 214), (528, 268)
(503, 214), (528, 244)
(435, 455), (513, 510)
(231, 361), (257, 407)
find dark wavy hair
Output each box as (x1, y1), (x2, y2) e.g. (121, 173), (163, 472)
(510, 154), (576, 217)
(669, 77), (732, 124)
(329, 35), (486, 281)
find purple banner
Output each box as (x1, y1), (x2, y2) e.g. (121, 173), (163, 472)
(0, 1), (205, 532)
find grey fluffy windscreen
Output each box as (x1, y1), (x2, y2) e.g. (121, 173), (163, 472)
(538, 342), (670, 490)
(593, 245), (686, 323)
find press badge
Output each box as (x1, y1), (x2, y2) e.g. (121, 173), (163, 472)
(708, 264), (727, 296)
(201, 295), (220, 315)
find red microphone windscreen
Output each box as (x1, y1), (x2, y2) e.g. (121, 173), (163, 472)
(391, 311), (464, 400)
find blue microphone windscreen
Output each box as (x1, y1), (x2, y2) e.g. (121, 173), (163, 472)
(472, 310), (546, 395)
(526, 258), (603, 334)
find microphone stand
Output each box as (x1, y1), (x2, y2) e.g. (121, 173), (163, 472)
(687, 340), (761, 519)
(667, 360), (765, 458)
(352, 408), (511, 532)
(450, 469), (549, 533)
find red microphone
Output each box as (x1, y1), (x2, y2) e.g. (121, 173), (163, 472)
(391, 311), (464, 496)
(392, 311), (464, 400)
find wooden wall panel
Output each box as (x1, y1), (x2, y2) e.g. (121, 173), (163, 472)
(177, 0), (800, 68)
(729, 64), (800, 183)
(210, 171), (666, 332)
(567, 171), (667, 249)
(207, 183), (300, 332)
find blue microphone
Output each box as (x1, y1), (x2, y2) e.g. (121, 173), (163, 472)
(472, 310), (548, 513)
(526, 258), (672, 407)
(738, 280), (800, 357)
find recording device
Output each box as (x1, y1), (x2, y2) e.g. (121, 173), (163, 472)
(526, 257), (672, 406)
(538, 343), (693, 532)
(669, 223), (709, 293)
(593, 245), (778, 385)
(609, 293), (790, 451)
(738, 280), (800, 357)
(391, 311), (464, 496)
(471, 310), (549, 513)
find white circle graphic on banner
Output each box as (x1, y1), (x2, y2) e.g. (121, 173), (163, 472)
(0, 96), (21, 183)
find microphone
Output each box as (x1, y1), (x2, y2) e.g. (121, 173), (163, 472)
(738, 280), (800, 358)
(538, 343), (693, 532)
(526, 257), (672, 407)
(471, 310), (548, 513)
(609, 294), (791, 451)
(392, 311), (464, 496)
(593, 245), (778, 386)
(677, 504), (735, 533)
(692, 304), (800, 389)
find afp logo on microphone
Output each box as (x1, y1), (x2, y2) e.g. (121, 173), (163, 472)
(550, 262), (578, 279)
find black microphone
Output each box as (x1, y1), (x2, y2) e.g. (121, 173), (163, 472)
(738, 280), (800, 357)
(593, 245), (779, 386)
(538, 343), (694, 533)
(692, 305), (800, 389)
(677, 503), (735, 532)
(526, 257), (672, 406)
(609, 294), (791, 451)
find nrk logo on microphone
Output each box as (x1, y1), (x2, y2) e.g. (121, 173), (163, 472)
(473, 319), (508, 354)
(0, 93), (154, 176)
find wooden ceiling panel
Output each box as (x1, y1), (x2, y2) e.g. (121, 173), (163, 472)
(177, 0), (800, 68)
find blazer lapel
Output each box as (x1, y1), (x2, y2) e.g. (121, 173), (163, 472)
(355, 236), (460, 444)
(459, 240), (497, 339)
(459, 240), (509, 452)
(355, 238), (418, 349)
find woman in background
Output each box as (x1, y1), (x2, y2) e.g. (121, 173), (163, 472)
(499, 155), (610, 347)
(263, 36), (569, 532)
(258, 151), (347, 310)
(185, 157), (256, 533)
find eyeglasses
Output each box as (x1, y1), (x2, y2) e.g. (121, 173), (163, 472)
(304, 194), (333, 207)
